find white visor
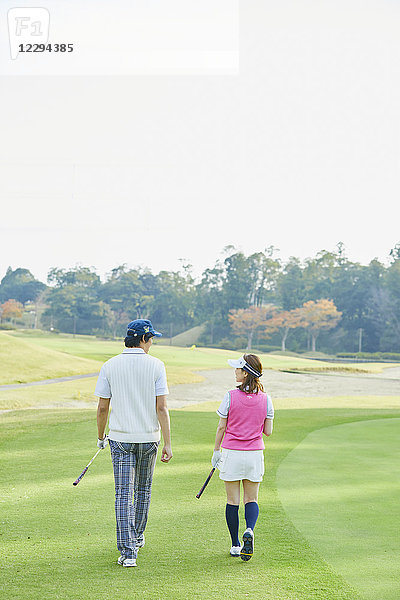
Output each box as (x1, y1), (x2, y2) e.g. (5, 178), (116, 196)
(228, 355), (262, 378)
(227, 356), (246, 369)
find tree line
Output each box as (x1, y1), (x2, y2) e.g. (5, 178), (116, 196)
(1, 242), (400, 354)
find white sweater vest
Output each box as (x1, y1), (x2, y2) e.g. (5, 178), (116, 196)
(102, 351), (167, 442)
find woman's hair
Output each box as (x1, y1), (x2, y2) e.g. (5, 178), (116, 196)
(124, 332), (153, 348)
(238, 353), (264, 394)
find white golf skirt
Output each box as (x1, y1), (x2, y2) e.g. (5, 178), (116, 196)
(218, 448), (265, 482)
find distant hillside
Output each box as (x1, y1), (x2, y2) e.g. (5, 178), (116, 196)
(158, 324), (207, 347)
(0, 332), (102, 385)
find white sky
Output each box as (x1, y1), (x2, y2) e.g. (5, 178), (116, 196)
(1, 0), (400, 283)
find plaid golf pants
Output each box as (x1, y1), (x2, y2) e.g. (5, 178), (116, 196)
(109, 440), (159, 559)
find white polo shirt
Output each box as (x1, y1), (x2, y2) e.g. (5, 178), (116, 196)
(95, 348), (169, 443)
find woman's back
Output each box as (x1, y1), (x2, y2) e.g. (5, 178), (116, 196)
(222, 389), (271, 451)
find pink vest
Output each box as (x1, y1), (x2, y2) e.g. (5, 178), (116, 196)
(222, 389), (269, 451)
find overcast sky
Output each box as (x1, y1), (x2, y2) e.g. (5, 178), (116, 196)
(1, 0), (400, 283)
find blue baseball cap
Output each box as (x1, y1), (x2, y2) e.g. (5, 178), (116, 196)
(126, 319), (162, 338)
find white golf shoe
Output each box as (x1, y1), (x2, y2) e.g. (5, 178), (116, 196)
(123, 558), (137, 567)
(230, 545), (241, 557)
(117, 555), (125, 565)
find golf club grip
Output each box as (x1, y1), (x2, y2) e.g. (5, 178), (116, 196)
(73, 466), (88, 486)
(196, 468), (215, 498)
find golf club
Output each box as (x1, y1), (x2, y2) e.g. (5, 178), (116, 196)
(196, 467), (215, 498)
(73, 448), (102, 486)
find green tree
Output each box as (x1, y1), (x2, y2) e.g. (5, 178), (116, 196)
(389, 242), (400, 263)
(247, 248), (281, 307)
(302, 250), (337, 301)
(152, 269), (195, 339)
(195, 265), (225, 344)
(45, 266), (103, 335)
(100, 266), (160, 337)
(329, 258), (380, 352)
(47, 266), (101, 289)
(222, 249), (250, 311)
(278, 257), (307, 310)
(0, 267), (46, 304)
(373, 255), (400, 350)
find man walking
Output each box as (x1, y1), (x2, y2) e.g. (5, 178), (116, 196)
(95, 319), (172, 567)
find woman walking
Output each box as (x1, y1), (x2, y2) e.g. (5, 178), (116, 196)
(211, 353), (274, 561)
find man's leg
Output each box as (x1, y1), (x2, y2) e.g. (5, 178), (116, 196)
(132, 442), (158, 544)
(109, 440), (138, 560)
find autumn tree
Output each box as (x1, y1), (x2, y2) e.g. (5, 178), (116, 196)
(266, 308), (307, 352)
(229, 304), (277, 350)
(0, 299), (23, 324)
(299, 299), (342, 352)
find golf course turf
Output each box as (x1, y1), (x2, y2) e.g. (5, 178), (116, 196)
(1, 404), (399, 600)
(1, 333), (399, 599)
(277, 417), (400, 600)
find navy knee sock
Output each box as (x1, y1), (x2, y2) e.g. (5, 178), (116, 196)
(225, 504), (240, 546)
(245, 501), (259, 530)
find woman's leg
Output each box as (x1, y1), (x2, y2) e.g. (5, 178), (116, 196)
(243, 479), (260, 530)
(224, 481), (240, 547)
(225, 480), (241, 505)
(239, 480), (260, 561)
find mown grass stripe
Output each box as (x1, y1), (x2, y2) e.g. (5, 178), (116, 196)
(277, 418), (400, 600)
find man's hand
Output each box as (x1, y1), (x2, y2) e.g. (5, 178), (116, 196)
(161, 444), (173, 462)
(211, 450), (222, 468)
(97, 436), (108, 449)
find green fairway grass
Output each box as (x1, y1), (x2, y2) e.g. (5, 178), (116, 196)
(0, 333), (101, 385)
(1, 403), (400, 600)
(277, 418), (400, 600)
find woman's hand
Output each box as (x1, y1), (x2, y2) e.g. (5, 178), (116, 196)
(211, 450), (222, 468)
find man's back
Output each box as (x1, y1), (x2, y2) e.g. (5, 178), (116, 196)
(95, 347), (168, 443)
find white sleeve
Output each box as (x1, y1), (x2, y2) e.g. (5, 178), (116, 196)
(266, 394), (274, 419)
(94, 365), (111, 399)
(216, 391), (231, 418)
(155, 363), (169, 396)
